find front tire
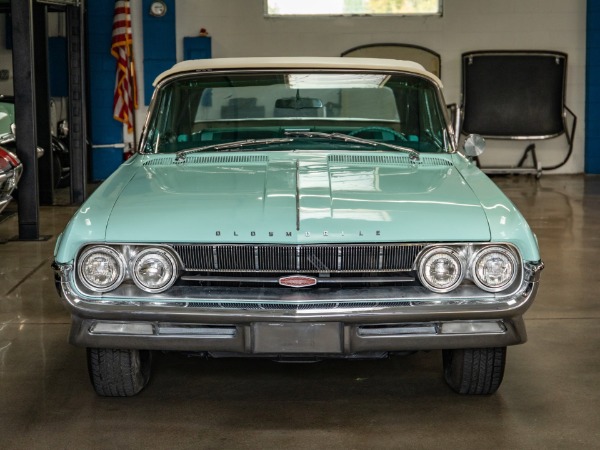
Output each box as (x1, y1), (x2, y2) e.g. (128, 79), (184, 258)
(87, 348), (152, 397)
(442, 347), (506, 395)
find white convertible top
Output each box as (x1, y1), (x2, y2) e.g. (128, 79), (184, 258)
(153, 57), (442, 87)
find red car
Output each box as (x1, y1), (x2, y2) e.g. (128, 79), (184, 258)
(0, 143), (22, 214)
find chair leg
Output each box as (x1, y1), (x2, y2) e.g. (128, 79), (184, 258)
(517, 143), (536, 168)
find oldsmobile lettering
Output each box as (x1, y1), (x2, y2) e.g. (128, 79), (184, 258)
(215, 230), (381, 238)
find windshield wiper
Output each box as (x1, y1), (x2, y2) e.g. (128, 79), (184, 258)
(284, 130), (420, 161)
(175, 137), (294, 161)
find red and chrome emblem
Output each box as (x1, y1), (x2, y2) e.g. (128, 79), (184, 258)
(278, 275), (318, 288)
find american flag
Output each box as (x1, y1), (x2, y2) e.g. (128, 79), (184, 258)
(111, 0), (137, 133)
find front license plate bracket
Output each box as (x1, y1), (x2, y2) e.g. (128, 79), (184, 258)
(252, 322), (343, 354)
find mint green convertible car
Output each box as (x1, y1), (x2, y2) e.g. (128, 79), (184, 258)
(53, 57), (543, 396)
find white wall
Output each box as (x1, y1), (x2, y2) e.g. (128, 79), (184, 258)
(138, 0), (584, 174)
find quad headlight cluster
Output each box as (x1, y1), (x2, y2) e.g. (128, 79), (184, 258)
(417, 244), (519, 293)
(77, 245), (179, 294)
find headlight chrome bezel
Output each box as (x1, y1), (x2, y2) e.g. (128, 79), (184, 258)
(76, 245), (127, 293)
(130, 247), (179, 293)
(417, 246), (466, 294)
(471, 246), (519, 292)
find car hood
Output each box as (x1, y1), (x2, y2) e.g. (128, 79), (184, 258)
(104, 152), (491, 244)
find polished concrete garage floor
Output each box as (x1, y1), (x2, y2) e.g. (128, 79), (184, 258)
(0, 175), (599, 449)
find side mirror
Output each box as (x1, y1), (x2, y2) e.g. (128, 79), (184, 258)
(463, 134), (485, 158)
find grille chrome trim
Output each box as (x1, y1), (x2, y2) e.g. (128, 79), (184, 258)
(180, 274), (415, 285)
(170, 244), (424, 273)
(184, 301), (416, 310)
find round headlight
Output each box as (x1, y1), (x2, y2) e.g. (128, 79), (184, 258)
(77, 246), (126, 292)
(418, 247), (465, 293)
(131, 248), (178, 293)
(472, 246), (518, 292)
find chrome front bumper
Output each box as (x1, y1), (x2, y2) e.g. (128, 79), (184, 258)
(53, 261), (543, 354)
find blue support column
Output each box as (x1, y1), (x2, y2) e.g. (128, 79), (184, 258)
(586, 0), (600, 173)
(142, 0), (176, 105)
(86, 0), (124, 181)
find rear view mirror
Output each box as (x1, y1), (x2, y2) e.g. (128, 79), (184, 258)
(275, 97), (323, 110)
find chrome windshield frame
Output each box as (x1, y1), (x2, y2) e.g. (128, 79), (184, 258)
(139, 68), (456, 156)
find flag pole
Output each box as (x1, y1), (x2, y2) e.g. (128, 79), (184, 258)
(129, 39), (138, 151)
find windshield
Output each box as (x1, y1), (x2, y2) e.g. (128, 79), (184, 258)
(143, 71), (450, 154)
(0, 100), (15, 137)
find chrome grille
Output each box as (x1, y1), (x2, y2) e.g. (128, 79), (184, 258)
(169, 244), (424, 273)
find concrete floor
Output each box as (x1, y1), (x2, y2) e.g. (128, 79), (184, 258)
(0, 175), (599, 449)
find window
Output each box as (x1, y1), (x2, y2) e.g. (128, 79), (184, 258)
(144, 71), (448, 154)
(265, 0), (441, 17)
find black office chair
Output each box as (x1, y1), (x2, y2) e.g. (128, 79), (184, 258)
(460, 51), (577, 177)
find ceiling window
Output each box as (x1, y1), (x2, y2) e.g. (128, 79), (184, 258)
(265, 0), (442, 16)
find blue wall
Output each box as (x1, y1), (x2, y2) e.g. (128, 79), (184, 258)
(87, 1), (128, 180)
(142, 0), (176, 105)
(587, 0), (600, 173)
(86, 1), (177, 180)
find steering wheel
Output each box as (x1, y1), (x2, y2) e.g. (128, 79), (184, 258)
(348, 126), (408, 141)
